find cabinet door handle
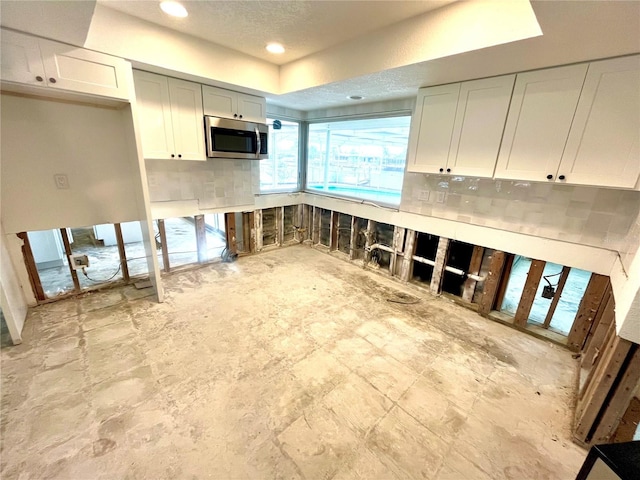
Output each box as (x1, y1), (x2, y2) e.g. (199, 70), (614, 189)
(234, 113), (238, 118)
(558, 175), (565, 180)
(35, 76), (44, 82)
(439, 168), (444, 173)
(546, 174), (553, 180)
(239, 115), (243, 119)
(178, 154), (182, 158)
(171, 154), (175, 158)
(446, 168), (451, 173)
(49, 77), (57, 84)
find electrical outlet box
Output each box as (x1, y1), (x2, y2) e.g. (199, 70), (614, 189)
(69, 254), (89, 270)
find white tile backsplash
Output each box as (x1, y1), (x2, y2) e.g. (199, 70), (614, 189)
(400, 172), (640, 256)
(145, 158), (259, 210)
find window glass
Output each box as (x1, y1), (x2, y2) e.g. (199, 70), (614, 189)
(260, 119), (299, 191)
(306, 116), (410, 205)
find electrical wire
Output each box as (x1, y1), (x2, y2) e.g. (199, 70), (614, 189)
(81, 263), (122, 282)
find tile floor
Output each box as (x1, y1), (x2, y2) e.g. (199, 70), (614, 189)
(0, 246), (586, 479)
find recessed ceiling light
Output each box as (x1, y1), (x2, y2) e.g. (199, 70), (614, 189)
(266, 43), (285, 54)
(160, 1), (188, 18)
(348, 95), (364, 101)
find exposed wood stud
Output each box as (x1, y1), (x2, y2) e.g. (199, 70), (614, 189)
(543, 265), (571, 328)
(242, 212), (251, 253)
(113, 223), (130, 282)
(248, 211), (256, 253)
(194, 215), (207, 263)
(568, 274), (611, 351)
(225, 213), (237, 254)
(399, 229), (416, 282)
(17, 232), (46, 302)
(582, 288), (615, 366)
(276, 206), (284, 246)
(59, 228), (81, 291)
(610, 396), (640, 443)
(311, 207), (319, 244)
(514, 259), (546, 327)
(574, 334), (633, 443)
(430, 237), (450, 295)
(296, 204), (304, 242)
(349, 216), (358, 260)
(478, 251), (506, 316)
(581, 321), (616, 401)
(330, 211), (339, 251)
(157, 219), (170, 272)
(462, 246), (484, 302)
(254, 210), (263, 252)
(390, 226), (405, 277)
(591, 346), (640, 444)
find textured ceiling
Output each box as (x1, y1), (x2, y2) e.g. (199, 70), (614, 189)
(97, 0), (455, 65)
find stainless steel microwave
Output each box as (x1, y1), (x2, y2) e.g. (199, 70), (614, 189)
(204, 116), (268, 160)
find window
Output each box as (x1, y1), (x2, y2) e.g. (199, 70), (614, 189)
(260, 118), (300, 192)
(306, 115), (411, 205)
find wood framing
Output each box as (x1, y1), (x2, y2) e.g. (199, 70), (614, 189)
(399, 230), (416, 282)
(582, 288), (615, 366)
(390, 226), (405, 276)
(113, 223), (130, 282)
(225, 213), (237, 254)
(364, 220), (376, 263)
(330, 211), (339, 251)
(430, 237), (450, 295)
(254, 210), (263, 251)
(295, 204), (304, 242)
(478, 251), (506, 315)
(311, 207), (319, 244)
(247, 212), (256, 253)
(514, 259), (546, 327)
(276, 206), (284, 246)
(493, 253), (515, 311)
(591, 346), (640, 444)
(610, 396), (640, 443)
(462, 246), (484, 302)
(568, 274), (611, 351)
(156, 219), (170, 272)
(574, 334), (634, 444)
(542, 265), (570, 328)
(349, 216), (358, 260)
(195, 215), (207, 263)
(59, 228), (81, 291)
(17, 232), (46, 301)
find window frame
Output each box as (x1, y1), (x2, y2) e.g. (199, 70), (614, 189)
(303, 112), (412, 207)
(259, 116), (304, 194)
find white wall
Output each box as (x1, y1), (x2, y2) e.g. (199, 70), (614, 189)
(1, 94), (143, 233)
(0, 223), (29, 344)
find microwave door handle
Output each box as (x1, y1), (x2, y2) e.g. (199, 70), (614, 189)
(255, 127), (261, 159)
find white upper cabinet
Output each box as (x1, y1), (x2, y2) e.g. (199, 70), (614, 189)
(1, 29), (129, 101)
(134, 71), (205, 161)
(407, 75), (514, 177)
(202, 85), (266, 123)
(448, 75), (515, 177)
(495, 64), (588, 182)
(559, 55), (640, 189)
(406, 83), (460, 174)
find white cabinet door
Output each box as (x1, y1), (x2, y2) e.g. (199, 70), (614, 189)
(39, 40), (129, 100)
(134, 71), (175, 160)
(167, 78), (205, 161)
(495, 64), (588, 182)
(448, 75), (515, 177)
(559, 55), (640, 189)
(237, 93), (266, 122)
(202, 85), (237, 119)
(406, 83), (460, 173)
(0, 29), (46, 86)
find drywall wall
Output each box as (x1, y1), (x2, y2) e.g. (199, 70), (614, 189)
(0, 224), (28, 344)
(0, 94), (143, 233)
(85, 4), (279, 96)
(401, 174), (640, 254)
(610, 249), (640, 344)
